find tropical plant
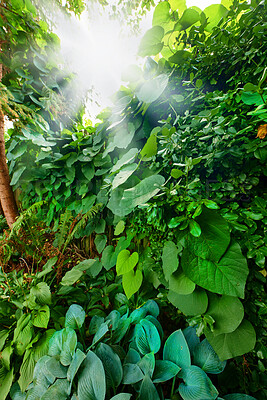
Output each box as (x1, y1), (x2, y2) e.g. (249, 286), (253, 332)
(10, 302), (257, 400)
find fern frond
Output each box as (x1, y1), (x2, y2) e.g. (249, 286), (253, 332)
(53, 209), (74, 251)
(9, 201), (45, 239)
(62, 203), (103, 253)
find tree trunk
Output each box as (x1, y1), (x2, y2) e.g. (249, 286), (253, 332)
(0, 62), (18, 228)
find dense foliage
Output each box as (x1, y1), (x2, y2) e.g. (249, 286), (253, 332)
(0, 0), (266, 399)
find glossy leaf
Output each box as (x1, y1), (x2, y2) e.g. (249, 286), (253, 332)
(179, 365), (218, 400)
(153, 360), (180, 383)
(163, 329), (191, 370)
(122, 269), (143, 299)
(193, 339), (226, 374)
(135, 319), (161, 355)
(116, 250), (139, 276)
(137, 352), (155, 377)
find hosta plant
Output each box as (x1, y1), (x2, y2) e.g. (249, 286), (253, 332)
(10, 302), (257, 400)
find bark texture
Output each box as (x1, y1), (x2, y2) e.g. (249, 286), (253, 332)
(0, 62), (18, 228)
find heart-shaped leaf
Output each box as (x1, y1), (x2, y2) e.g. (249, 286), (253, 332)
(116, 250), (139, 276)
(122, 269), (143, 299)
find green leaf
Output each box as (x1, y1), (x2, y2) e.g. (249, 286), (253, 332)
(110, 395), (132, 400)
(171, 168), (184, 178)
(138, 26), (164, 57)
(193, 207), (231, 262)
(114, 220), (125, 236)
(203, 4), (228, 33)
(224, 395), (257, 400)
(67, 349), (86, 385)
(112, 164), (138, 189)
(206, 294), (244, 335)
(162, 241), (179, 281)
(137, 74), (169, 104)
(205, 320), (256, 361)
(153, 360), (180, 383)
(110, 148), (138, 173)
(140, 131), (158, 161)
(94, 234), (107, 253)
(38, 378), (69, 399)
(36, 257), (58, 279)
(139, 375), (160, 400)
(96, 343), (123, 389)
(179, 365), (218, 400)
(169, 270), (196, 295)
(152, 1), (171, 28)
(241, 91), (265, 105)
(65, 304), (85, 330)
(135, 319), (161, 355)
(193, 339), (226, 374)
(92, 323), (109, 346)
(122, 364), (144, 384)
(33, 305), (50, 329)
(122, 269), (143, 299)
(182, 241), (248, 298)
(0, 367), (14, 400)
(176, 8), (200, 30)
(169, 50), (192, 65)
(102, 246), (117, 270)
(0, 330), (9, 352)
(10, 166), (26, 186)
(189, 220), (201, 237)
(108, 175), (165, 217)
(82, 163), (95, 181)
(138, 352), (155, 377)
(30, 282), (51, 305)
(60, 259), (97, 286)
(167, 288), (208, 316)
(163, 330), (191, 370)
(116, 250), (139, 275)
(77, 351), (106, 400)
(10, 382), (26, 400)
(48, 328), (77, 366)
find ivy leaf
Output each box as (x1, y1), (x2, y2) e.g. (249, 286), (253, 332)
(122, 269), (143, 299)
(205, 320), (256, 361)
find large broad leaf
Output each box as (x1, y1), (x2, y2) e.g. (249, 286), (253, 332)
(182, 327), (200, 353)
(77, 351), (106, 400)
(39, 378), (70, 399)
(175, 8), (200, 31)
(179, 365), (218, 400)
(122, 269), (143, 299)
(163, 330), (191, 370)
(169, 270), (196, 295)
(122, 364), (144, 384)
(152, 1), (171, 28)
(167, 288), (208, 316)
(110, 148), (138, 173)
(94, 235), (107, 254)
(116, 250), (139, 275)
(205, 320), (256, 361)
(204, 4), (228, 33)
(65, 304), (86, 330)
(190, 207), (231, 263)
(206, 294), (244, 335)
(139, 375), (160, 400)
(102, 246), (117, 270)
(162, 241), (179, 281)
(0, 367), (14, 400)
(67, 349), (86, 385)
(136, 74), (169, 104)
(193, 339), (226, 374)
(30, 282), (51, 305)
(182, 241), (248, 298)
(48, 328), (77, 366)
(107, 175), (165, 216)
(112, 164), (138, 189)
(138, 26), (164, 57)
(153, 360), (180, 383)
(33, 305), (50, 329)
(168, 50), (192, 65)
(140, 130), (158, 161)
(135, 319), (161, 355)
(95, 343), (123, 389)
(10, 382), (26, 400)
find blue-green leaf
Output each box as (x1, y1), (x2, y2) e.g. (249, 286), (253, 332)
(137, 352), (155, 377)
(77, 351), (106, 400)
(96, 343), (123, 389)
(110, 395), (132, 400)
(67, 349), (86, 385)
(179, 365), (218, 400)
(122, 364), (144, 384)
(163, 329), (191, 370)
(193, 339), (226, 374)
(182, 327), (200, 353)
(65, 305), (85, 330)
(224, 395), (257, 400)
(139, 375), (160, 400)
(135, 320), (161, 355)
(153, 360), (180, 383)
